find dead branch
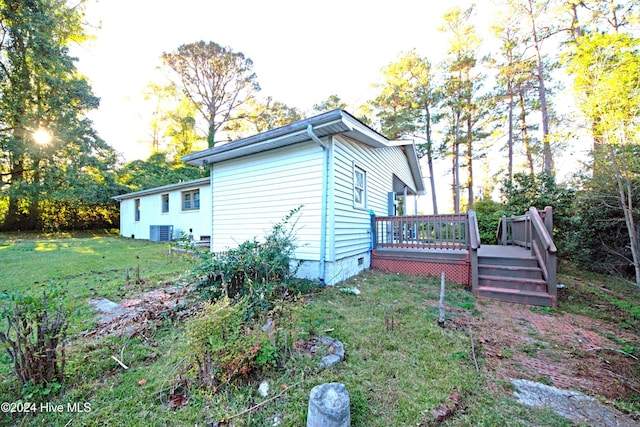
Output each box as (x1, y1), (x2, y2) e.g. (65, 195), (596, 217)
(111, 355), (129, 370)
(468, 320), (479, 372)
(220, 379), (301, 424)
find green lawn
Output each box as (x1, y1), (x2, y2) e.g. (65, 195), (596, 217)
(0, 232), (194, 332)
(0, 233), (613, 426)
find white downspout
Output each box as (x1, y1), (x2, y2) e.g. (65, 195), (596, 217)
(307, 124), (328, 286)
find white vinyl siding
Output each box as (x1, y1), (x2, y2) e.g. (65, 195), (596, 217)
(332, 135), (417, 260)
(211, 141), (324, 260)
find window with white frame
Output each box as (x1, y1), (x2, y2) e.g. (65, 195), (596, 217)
(134, 198), (141, 221)
(182, 189), (200, 211)
(161, 194), (169, 213)
(353, 165), (366, 209)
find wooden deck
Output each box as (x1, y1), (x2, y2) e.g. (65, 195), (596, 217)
(372, 208), (557, 307)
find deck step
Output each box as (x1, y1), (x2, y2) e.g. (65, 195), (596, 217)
(478, 255), (538, 268)
(478, 274), (547, 293)
(478, 264), (543, 280)
(476, 286), (554, 307)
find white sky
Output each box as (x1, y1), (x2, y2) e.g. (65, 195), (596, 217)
(71, 0), (586, 212)
(72, 0), (478, 161)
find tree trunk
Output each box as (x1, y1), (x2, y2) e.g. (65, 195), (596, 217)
(608, 144), (640, 288)
(518, 92), (535, 175)
(453, 110), (461, 214)
(507, 83), (514, 182)
(424, 105), (438, 215)
(467, 108), (474, 207)
(207, 120), (216, 148)
(526, 0), (552, 173)
(427, 151), (438, 215)
(4, 160), (26, 231)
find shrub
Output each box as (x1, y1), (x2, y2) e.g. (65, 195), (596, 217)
(500, 171), (577, 258)
(0, 284), (68, 392)
(186, 297), (276, 390)
(471, 198), (505, 244)
(190, 207), (309, 319)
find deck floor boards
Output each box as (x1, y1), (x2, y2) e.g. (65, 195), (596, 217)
(478, 244), (533, 258)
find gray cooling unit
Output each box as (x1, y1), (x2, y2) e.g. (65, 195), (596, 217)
(150, 225), (173, 242)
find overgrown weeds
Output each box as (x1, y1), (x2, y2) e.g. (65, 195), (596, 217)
(183, 208), (319, 394)
(186, 297), (277, 390)
(0, 283), (68, 399)
(189, 207), (306, 319)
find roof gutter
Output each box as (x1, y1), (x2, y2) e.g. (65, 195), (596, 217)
(306, 124), (328, 286)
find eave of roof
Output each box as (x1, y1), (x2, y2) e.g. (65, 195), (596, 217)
(112, 177), (210, 201)
(181, 109), (425, 195)
(182, 109), (390, 166)
(400, 142), (426, 195)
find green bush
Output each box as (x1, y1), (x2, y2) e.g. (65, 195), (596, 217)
(471, 198), (505, 244)
(500, 171), (577, 258)
(189, 207), (314, 319)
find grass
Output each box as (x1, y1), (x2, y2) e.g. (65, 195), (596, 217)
(0, 231), (195, 334)
(0, 233), (613, 426)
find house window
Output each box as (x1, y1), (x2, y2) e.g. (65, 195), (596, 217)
(353, 166), (366, 209)
(182, 189), (200, 211)
(134, 198), (141, 221)
(161, 194), (169, 213)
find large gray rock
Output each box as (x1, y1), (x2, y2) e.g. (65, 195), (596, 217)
(512, 379), (638, 427)
(307, 382), (350, 427)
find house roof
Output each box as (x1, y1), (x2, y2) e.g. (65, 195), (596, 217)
(183, 109), (425, 194)
(112, 177), (210, 201)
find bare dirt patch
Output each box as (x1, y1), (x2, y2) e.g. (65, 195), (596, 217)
(449, 288), (640, 424)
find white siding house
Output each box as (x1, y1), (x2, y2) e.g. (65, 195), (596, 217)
(113, 178), (211, 242)
(183, 110), (425, 286)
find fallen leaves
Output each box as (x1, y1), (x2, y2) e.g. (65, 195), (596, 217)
(430, 392), (462, 424)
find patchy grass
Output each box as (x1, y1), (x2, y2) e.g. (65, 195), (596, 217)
(0, 235), (623, 426)
(558, 262), (640, 331)
(0, 231), (194, 333)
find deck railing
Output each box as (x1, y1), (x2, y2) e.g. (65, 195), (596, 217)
(374, 214), (470, 250)
(497, 206), (557, 300)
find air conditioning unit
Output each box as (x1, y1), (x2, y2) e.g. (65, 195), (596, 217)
(150, 225), (173, 242)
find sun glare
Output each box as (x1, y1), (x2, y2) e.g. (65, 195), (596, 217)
(33, 129), (52, 145)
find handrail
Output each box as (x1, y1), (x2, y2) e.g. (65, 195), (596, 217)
(498, 206), (557, 307)
(374, 214), (469, 250)
(530, 207), (557, 254)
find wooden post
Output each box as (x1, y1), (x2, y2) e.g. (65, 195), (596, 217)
(544, 206), (553, 237)
(438, 271), (446, 326)
(548, 251), (557, 308)
(500, 215), (507, 245)
(470, 246), (479, 295)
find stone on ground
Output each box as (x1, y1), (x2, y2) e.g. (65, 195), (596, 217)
(307, 382), (350, 427)
(512, 379), (638, 427)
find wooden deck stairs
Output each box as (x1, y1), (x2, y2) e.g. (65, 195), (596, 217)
(476, 245), (555, 307)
